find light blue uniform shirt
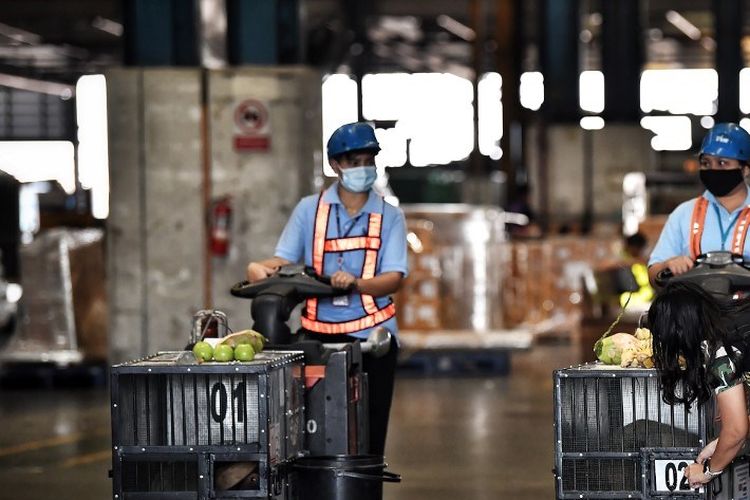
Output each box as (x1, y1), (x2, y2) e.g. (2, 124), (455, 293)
(648, 188), (750, 266)
(274, 182), (409, 339)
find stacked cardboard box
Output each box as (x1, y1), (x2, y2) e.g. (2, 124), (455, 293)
(501, 237), (623, 329)
(396, 220), (444, 331)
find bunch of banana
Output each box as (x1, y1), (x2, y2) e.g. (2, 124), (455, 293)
(620, 327), (654, 368)
(218, 329), (267, 354)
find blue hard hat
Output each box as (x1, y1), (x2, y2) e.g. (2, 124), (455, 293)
(326, 122), (380, 158)
(699, 122), (750, 162)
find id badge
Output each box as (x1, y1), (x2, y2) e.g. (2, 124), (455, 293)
(332, 295), (350, 307)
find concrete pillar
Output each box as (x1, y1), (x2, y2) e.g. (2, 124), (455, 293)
(107, 68), (204, 361)
(107, 67), (322, 360)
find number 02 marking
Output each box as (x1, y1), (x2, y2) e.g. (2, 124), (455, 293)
(664, 461), (691, 492)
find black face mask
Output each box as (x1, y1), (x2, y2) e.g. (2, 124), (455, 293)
(699, 168), (745, 197)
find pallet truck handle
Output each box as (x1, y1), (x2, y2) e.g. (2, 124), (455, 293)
(339, 470), (402, 483)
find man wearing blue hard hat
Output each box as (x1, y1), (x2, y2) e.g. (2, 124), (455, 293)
(648, 122), (750, 285)
(246, 122), (408, 456)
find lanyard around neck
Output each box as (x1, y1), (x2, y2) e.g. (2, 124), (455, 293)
(334, 205), (365, 270)
(334, 205), (364, 239)
(712, 203), (742, 250)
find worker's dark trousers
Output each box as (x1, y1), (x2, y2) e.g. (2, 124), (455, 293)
(300, 331), (399, 456)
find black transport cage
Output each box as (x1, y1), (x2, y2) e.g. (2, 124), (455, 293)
(110, 350), (304, 499)
(553, 363), (719, 500)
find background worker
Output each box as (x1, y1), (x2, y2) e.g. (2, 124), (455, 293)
(245, 122), (408, 456)
(648, 123), (750, 286)
(619, 232), (654, 307)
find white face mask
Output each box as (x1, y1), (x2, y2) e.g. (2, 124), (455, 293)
(340, 165), (377, 192)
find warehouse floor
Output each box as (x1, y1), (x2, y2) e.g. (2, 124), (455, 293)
(0, 340), (579, 500)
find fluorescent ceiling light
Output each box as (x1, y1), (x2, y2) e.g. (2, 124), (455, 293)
(579, 71), (604, 113)
(436, 15), (475, 42)
(322, 74), (359, 176)
(0, 73), (73, 98)
(0, 141), (76, 191)
(0, 22), (42, 44)
(741, 68), (750, 114)
(92, 16), (123, 37)
(640, 116), (692, 151)
(478, 72), (503, 158)
(665, 10), (701, 40)
(76, 75), (109, 219)
(520, 72), (544, 111)
(580, 116), (605, 130)
(700, 116), (715, 129)
(640, 69), (717, 115)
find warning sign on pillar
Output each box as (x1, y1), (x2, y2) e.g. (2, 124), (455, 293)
(233, 99), (271, 152)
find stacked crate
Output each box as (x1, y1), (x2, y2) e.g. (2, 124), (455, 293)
(110, 351), (304, 499)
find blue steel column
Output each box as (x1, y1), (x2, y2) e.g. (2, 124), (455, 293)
(713, 0), (742, 122)
(601, 0), (642, 122)
(226, 0), (278, 64)
(122, 0), (199, 66)
(539, 0), (580, 122)
(277, 0), (302, 64)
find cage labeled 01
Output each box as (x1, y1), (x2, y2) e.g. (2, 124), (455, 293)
(110, 350), (304, 499)
(553, 363), (718, 499)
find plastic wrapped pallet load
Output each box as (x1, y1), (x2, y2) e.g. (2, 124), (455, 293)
(0, 228), (107, 365)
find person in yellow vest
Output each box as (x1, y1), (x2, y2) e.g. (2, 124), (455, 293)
(620, 232), (654, 307)
(648, 123), (750, 286)
(245, 122), (408, 456)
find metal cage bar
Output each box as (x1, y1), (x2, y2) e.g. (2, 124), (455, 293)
(553, 364), (715, 499)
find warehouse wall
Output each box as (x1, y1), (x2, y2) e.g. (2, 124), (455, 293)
(107, 67), (321, 362)
(526, 124), (654, 227)
(208, 66), (322, 327)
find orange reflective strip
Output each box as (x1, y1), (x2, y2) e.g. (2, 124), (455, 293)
(312, 201), (331, 274)
(731, 206), (750, 254)
(324, 237), (381, 252)
(306, 298), (318, 320)
(300, 303), (396, 335)
(306, 196), (331, 322)
(368, 213), (382, 238)
(360, 249), (379, 314)
(689, 197), (709, 259)
(361, 295), (378, 315)
(360, 213), (383, 314)
(361, 249), (378, 280)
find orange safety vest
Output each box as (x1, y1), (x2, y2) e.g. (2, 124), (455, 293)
(301, 195), (396, 334)
(689, 197), (750, 259)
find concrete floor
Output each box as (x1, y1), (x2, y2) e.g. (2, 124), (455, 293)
(0, 341), (579, 500)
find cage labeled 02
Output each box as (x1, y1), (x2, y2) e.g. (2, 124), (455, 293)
(110, 350), (304, 499)
(553, 363), (718, 499)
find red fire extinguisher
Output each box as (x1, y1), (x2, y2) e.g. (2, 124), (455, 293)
(210, 196), (232, 257)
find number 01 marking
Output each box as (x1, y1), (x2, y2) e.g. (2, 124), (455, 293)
(210, 381), (246, 423)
